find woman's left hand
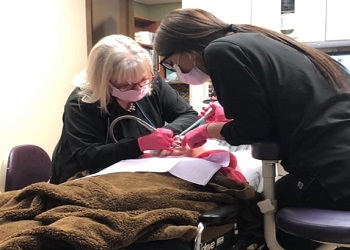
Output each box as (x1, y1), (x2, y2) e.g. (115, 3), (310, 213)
(181, 124), (210, 149)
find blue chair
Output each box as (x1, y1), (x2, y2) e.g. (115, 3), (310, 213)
(252, 142), (350, 250)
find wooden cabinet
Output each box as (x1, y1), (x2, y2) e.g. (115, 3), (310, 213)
(85, 0), (134, 54)
(134, 16), (159, 33)
(134, 16), (166, 79)
(134, 16), (189, 102)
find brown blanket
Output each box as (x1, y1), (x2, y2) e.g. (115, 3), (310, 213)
(0, 172), (261, 250)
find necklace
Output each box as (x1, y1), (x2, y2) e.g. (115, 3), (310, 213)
(127, 102), (136, 112)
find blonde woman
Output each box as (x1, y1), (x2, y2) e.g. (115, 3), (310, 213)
(51, 34), (198, 184)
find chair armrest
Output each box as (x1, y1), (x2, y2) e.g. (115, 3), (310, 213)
(251, 142), (282, 160)
(199, 204), (240, 225)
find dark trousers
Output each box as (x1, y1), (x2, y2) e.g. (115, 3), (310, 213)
(274, 174), (350, 250)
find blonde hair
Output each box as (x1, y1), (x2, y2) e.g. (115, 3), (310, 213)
(77, 34), (154, 113)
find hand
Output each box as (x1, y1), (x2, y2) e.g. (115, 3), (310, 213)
(158, 147), (191, 157)
(181, 124), (210, 149)
(138, 128), (174, 152)
(199, 101), (230, 122)
(160, 135), (192, 157)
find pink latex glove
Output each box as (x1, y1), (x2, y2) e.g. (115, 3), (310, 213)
(199, 101), (230, 122)
(138, 128), (174, 152)
(181, 123), (210, 149)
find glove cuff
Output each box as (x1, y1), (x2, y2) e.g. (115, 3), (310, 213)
(137, 136), (147, 152)
(201, 123), (210, 138)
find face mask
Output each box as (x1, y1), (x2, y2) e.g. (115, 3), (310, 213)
(173, 64), (211, 85)
(110, 85), (149, 102)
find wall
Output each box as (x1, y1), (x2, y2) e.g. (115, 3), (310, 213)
(134, 2), (181, 21)
(0, 0), (87, 163)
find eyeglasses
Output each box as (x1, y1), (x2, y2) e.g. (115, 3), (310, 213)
(109, 75), (155, 92)
(160, 54), (175, 72)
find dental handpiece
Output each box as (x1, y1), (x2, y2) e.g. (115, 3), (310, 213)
(109, 115), (156, 143)
(172, 107), (213, 148)
(178, 107), (214, 137)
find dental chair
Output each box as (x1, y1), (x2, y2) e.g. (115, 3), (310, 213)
(252, 142), (350, 250)
(126, 204), (240, 250)
(109, 116), (250, 250)
(123, 152), (264, 250)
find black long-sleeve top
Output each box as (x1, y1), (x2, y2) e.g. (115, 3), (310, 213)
(204, 33), (350, 200)
(50, 74), (198, 184)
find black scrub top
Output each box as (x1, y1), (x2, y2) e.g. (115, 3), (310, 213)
(50, 74), (198, 184)
(204, 32), (350, 200)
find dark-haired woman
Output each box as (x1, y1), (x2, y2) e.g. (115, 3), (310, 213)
(154, 8), (350, 249)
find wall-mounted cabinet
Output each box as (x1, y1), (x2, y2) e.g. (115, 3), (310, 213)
(251, 0), (281, 32)
(292, 0), (350, 42)
(294, 0), (326, 42)
(326, 0), (350, 41)
(183, 0), (251, 24)
(183, 0), (350, 43)
(250, 0), (327, 42)
(182, 0), (350, 110)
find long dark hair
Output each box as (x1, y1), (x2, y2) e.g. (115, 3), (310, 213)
(154, 8), (350, 91)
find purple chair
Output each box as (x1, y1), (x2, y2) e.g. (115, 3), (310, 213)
(1, 144), (51, 192)
(252, 142), (350, 250)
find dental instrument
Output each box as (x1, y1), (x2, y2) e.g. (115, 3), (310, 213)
(178, 107), (213, 137)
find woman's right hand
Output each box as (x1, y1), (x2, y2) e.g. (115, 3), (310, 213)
(138, 128), (174, 152)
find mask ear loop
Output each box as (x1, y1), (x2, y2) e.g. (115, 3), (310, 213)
(192, 51), (208, 74)
(175, 53), (181, 66)
(192, 50), (203, 68)
(192, 53), (197, 68)
(185, 51), (196, 68)
(175, 52), (196, 72)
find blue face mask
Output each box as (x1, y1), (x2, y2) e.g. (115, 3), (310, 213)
(173, 64), (211, 85)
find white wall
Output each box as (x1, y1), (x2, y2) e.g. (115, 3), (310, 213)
(0, 0), (87, 162)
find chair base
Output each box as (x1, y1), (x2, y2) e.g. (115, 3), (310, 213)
(126, 225), (236, 250)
